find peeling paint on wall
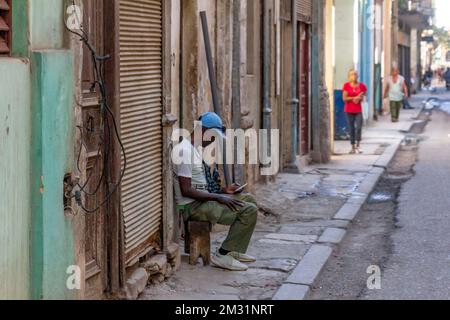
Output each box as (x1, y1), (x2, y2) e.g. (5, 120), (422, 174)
(0, 59), (32, 300)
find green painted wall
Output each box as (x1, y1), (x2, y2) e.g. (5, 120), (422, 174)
(30, 51), (75, 300)
(29, 0), (64, 50)
(1, 0), (77, 300)
(0, 59), (32, 300)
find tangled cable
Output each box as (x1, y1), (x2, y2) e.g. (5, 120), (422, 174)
(64, 0), (127, 213)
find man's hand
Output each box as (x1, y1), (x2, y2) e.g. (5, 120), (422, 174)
(223, 183), (243, 195)
(216, 195), (246, 212)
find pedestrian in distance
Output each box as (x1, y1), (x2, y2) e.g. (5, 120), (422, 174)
(342, 69), (367, 155)
(403, 80), (414, 110)
(423, 68), (433, 89)
(384, 67), (409, 123)
(444, 67), (450, 91)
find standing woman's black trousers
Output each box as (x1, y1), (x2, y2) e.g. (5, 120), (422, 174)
(346, 113), (363, 145)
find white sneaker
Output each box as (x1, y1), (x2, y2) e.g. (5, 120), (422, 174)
(229, 252), (257, 263)
(211, 253), (249, 271)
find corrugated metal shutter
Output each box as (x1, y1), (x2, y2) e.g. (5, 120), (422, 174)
(296, 0), (312, 23)
(119, 0), (163, 262)
(280, 0), (292, 21)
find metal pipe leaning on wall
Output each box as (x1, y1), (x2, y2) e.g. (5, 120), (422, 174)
(200, 11), (231, 186)
(262, 0), (272, 157)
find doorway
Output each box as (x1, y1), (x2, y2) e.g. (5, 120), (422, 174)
(298, 22), (310, 157)
(80, 0), (108, 299)
(118, 0), (164, 266)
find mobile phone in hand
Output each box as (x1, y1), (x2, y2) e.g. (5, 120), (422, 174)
(234, 183), (248, 194)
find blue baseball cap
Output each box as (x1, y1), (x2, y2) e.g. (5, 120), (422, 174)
(199, 112), (226, 139)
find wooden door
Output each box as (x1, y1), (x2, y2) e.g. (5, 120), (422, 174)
(298, 22), (310, 156)
(80, 0), (108, 300)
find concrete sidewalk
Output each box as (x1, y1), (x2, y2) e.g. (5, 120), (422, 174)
(140, 101), (423, 301)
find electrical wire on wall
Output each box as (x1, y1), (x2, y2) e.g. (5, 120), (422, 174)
(64, 0), (127, 214)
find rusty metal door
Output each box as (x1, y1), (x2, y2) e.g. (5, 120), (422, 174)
(80, 0), (108, 299)
(119, 0), (164, 265)
(298, 22), (310, 156)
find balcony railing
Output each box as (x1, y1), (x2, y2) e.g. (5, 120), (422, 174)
(399, 0), (434, 18)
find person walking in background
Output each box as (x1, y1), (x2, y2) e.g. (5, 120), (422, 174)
(384, 67), (408, 123)
(423, 68), (433, 89)
(444, 67), (450, 91)
(403, 79), (414, 110)
(343, 70), (367, 155)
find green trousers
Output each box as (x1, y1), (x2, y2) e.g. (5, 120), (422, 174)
(390, 101), (402, 122)
(184, 194), (258, 254)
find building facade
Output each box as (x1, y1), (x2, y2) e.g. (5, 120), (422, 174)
(397, 0), (434, 92)
(325, 0), (434, 144)
(1, 0), (437, 301)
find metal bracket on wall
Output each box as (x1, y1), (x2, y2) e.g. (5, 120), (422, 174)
(63, 173), (80, 217)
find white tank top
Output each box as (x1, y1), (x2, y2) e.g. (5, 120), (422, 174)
(388, 75), (405, 102)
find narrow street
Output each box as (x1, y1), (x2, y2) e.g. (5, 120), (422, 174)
(309, 89), (450, 300)
(140, 95), (425, 301)
(3, 0), (450, 304)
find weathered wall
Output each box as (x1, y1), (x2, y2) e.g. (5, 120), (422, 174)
(360, 0), (375, 122)
(410, 28), (419, 92)
(241, 0), (263, 188)
(398, 29), (411, 47)
(30, 51), (75, 300)
(28, 0), (76, 300)
(383, 0), (393, 83)
(334, 0), (356, 88)
(269, 0), (281, 176)
(311, 0), (332, 163)
(180, 0), (264, 188)
(0, 0), (33, 300)
(171, 0), (181, 128)
(0, 60), (32, 300)
(324, 0), (335, 151)
(181, 0), (218, 131)
(29, 0), (64, 50)
(0, 0), (77, 300)
(279, 14), (293, 169)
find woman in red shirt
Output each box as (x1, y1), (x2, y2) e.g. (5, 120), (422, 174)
(342, 70), (367, 154)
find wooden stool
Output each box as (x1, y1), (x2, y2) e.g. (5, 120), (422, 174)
(177, 204), (212, 266)
(185, 221), (212, 266)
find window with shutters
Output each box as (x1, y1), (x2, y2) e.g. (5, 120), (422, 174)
(0, 0), (11, 56)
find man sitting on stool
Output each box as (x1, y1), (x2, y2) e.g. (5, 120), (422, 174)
(173, 112), (258, 271)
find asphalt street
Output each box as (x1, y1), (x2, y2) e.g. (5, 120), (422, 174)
(309, 90), (450, 300)
(364, 106), (450, 300)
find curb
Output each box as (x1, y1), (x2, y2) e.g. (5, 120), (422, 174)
(272, 124), (410, 301)
(400, 107), (425, 133)
(373, 139), (403, 169)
